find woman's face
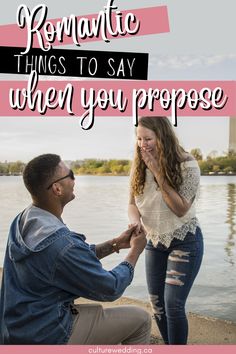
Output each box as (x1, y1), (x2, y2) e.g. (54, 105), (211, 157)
(136, 125), (157, 153)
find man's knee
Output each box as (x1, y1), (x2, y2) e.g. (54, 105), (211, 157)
(131, 306), (152, 330)
(143, 310), (152, 331)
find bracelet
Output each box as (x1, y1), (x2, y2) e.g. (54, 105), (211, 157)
(112, 239), (120, 253)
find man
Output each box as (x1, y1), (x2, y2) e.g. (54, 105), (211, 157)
(0, 154), (151, 344)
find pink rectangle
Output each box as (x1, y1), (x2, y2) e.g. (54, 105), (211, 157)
(0, 80), (235, 122)
(0, 345), (236, 354)
(0, 6), (169, 48)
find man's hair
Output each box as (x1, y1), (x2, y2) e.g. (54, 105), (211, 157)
(23, 154), (61, 197)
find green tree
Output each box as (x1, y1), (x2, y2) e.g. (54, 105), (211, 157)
(190, 148), (203, 161)
(8, 161), (25, 174)
(212, 165), (220, 173)
(207, 150), (218, 160)
(198, 160), (210, 174)
(0, 162), (9, 174)
(223, 166), (233, 174)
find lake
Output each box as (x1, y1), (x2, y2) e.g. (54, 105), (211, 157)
(0, 175), (236, 322)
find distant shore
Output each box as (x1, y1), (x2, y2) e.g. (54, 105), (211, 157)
(1, 173), (236, 177)
(0, 267), (235, 344)
(1, 154), (236, 177)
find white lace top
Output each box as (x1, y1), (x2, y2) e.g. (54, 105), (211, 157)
(135, 160), (200, 248)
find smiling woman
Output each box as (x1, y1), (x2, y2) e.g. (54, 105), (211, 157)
(129, 116), (204, 345)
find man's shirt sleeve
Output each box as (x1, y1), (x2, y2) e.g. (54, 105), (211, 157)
(53, 235), (134, 302)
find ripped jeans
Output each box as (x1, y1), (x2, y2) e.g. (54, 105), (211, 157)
(145, 227), (203, 345)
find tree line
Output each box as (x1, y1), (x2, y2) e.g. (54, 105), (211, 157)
(190, 149), (236, 175)
(1, 151), (236, 176)
(71, 159), (131, 175)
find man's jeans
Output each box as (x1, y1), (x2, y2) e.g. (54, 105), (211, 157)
(145, 227), (204, 344)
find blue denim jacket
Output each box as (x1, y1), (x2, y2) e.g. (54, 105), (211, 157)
(0, 209), (134, 344)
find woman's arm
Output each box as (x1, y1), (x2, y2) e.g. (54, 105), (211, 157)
(140, 149), (195, 217)
(128, 193), (141, 225)
(155, 173), (191, 217)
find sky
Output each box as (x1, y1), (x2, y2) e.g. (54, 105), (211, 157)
(0, 0), (235, 162)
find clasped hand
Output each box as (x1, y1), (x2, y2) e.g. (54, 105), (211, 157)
(116, 224), (146, 252)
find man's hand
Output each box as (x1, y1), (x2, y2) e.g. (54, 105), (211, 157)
(115, 224), (139, 250)
(95, 225), (144, 260)
(124, 226), (147, 268)
(130, 226), (147, 254)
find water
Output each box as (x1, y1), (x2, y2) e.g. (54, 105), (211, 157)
(0, 175), (236, 322)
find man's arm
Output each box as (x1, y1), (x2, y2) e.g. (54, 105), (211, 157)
(95, 239), (116, 259)
(53, 229), (146, 302)
(96, 228), (147, 267)
(95, 224), (138, 259)
(124, 232), (146, 268)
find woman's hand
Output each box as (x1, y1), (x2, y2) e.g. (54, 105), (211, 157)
(128, 221), (142, 235)
(130, 226), (147, 254)
(140, 147), (159, 176)
(115, 224), (139, 250)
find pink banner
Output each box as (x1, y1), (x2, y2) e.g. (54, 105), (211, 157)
(0, 345), (236, 354)
(0, 6), (169, 49)
(0, 78), (235, 126)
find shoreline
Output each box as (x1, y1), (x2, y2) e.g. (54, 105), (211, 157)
(0, 268), (236, 344)
(1, 173), (236, 177)
(75, 297), (236, 345)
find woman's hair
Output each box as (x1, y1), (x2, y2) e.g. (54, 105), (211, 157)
(130, 116), (186, 196)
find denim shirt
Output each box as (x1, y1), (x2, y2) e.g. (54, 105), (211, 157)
(0, 208), (134, 344)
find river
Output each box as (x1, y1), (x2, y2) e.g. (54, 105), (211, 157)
(0, 175), (235, 322)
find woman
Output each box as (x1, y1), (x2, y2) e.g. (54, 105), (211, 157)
(128, 116), (204, 345)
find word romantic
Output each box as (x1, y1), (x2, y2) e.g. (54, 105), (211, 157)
(17, 0), (140, 54)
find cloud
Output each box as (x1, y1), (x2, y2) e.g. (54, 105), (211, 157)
(149, 54), (236, 70)
(0, 131), (33, 139)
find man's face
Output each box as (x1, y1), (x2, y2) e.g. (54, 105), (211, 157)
(54, 161), (75, 205)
